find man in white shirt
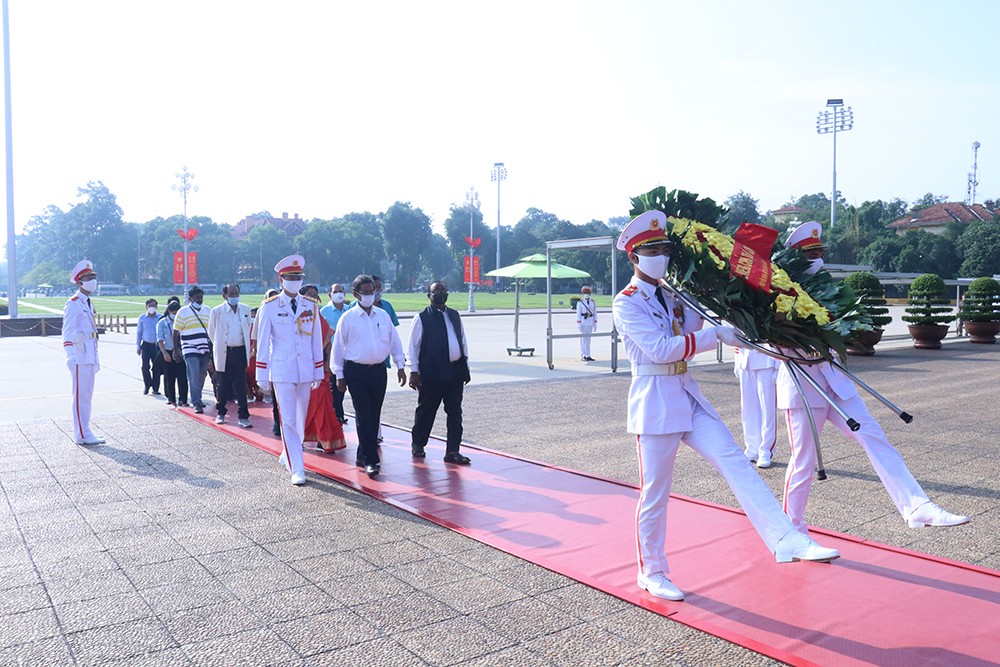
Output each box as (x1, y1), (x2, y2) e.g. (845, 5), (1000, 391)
(208, 283), (253, 427)
(255, 256), (325, 486)
(63, 260), (105, 446)
(333, 274), (406, 478)
(406, 281), (471, 464)
(576, 286), (598, 361)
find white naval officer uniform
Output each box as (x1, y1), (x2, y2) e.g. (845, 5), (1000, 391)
(63, 286), (101, 444)
(733, 347), (779, 464)
(254, 289), (324, 477)
(614, 277), (800, 576)
(576, 294), (597, 359)
(776, 357), (932, 533)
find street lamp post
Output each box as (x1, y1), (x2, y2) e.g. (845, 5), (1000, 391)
(816, 99), (854, 229)
(171, 167), (198, 295)
(490, 162), (507, 290)
(465, 187), (480, 313)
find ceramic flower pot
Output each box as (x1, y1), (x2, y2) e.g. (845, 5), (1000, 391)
(846, 328), (884, 356)
(963, 321), (1000, 344)
(907, 324), (949, 350)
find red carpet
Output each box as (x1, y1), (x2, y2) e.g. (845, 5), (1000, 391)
(183, 404), (1000, 667)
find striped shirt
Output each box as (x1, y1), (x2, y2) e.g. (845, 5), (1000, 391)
(173, 304), (211, 356)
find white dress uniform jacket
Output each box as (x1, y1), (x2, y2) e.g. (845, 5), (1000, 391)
(776, 356), (857, 409)
(734, 347), (779, 372)
(612, 278), (719, 434)
(208, 302), (253, 370)
(63, 291), (100, 369)
(253, 291), (324, 387)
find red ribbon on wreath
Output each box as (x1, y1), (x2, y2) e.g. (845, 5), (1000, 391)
(730, 223), (779, 293)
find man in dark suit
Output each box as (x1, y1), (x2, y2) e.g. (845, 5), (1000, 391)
(406, 281), (472, 465)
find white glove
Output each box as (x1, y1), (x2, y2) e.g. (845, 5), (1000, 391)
(715, 324), (742, 347)
(310, 380), (322, 390)
(66, 355), (77, 370)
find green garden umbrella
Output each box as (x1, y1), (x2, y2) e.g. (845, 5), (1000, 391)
(486, 254), (590, 352)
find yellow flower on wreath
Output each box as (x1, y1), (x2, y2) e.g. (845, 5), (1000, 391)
(667, 217), (831, 326)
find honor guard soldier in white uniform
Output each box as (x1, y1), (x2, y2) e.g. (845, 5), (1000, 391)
(777, 222), (969, 533)
(612, 211), (840, 602)
(576, 286), (598, 361)
(63, 260), (105, 446)
(734, 347), (780, 467)
(254, 255), (325, 486)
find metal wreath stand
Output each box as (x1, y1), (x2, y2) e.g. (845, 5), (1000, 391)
(659, 279), (913, 481)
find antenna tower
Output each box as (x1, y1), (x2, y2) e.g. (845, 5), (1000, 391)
(966, 141), (981, 205)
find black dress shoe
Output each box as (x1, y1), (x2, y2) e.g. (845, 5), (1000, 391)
(355, 459), (365, 468)
(443, 452), (471, 465)
(152, 390), (161, 396)
(272, 423), (281, 437)
(411, 446), (426, 458)
(365, 463), (380, 477)
(143, 387), (150, 395)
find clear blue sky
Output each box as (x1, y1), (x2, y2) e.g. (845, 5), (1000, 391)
(2, 0), (998, 248)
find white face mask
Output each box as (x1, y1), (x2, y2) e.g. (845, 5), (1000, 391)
(635, 254), (670, 281)
(147, 306), (157, 315)
(81, 279), (97, 292)
(583, 295), (591, 301)
(358, 293), (375, 308)
(282, 279), (303, 294)
(373, 289), (383, 301)
(806, 258), (824, 275)
(331, 293), (345, 304)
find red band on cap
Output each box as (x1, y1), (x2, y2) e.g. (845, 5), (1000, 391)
(626, 229), (669, 253)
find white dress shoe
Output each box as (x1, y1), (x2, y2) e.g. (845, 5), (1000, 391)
(637, 572), (684, 601)
(76, 436), (103, 446)
(757, 458), (772, 469)
(290, 471), (306, 486)
(743, 449), (757, 463)
(237, 419), (252, 429)
(906, 502), (969, 528)
(775, 531), (840, 564)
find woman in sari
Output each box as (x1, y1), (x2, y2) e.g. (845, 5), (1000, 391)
(301, 285), (346, 453)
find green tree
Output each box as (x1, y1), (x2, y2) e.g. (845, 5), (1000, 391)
(857, 236), (905, 271)
(957, 220), (1000, 277)
(294, 216), (384, 286)
(419, 233), (457, 286)
(444, 203), (490, 272)
(719, 191), (761, 233)
(382, 202), (432, 290)
(238, 223), (293, 285)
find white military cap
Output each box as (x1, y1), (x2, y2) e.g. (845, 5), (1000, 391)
(616, 210), (670, 252)
(69, 260), (96, 284)
(274, 255), (305, 276)
(784, 221), (825, 251)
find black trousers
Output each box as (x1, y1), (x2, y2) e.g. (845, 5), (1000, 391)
(216, 346), (249, 419)
(140, 341), (161, 392)
(344, 360), (387, 465)
(329, 375), (346, 422)
(411, 373), (465, 453)
(163, 354), (188, 405)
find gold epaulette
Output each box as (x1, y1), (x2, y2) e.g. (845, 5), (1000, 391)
(302, 294), (320, 304)
(263, 294), (279, 303)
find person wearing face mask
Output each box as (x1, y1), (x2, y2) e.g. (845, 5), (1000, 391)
(347, 275), (399, 443)
(319, 283), (350, 424)
(576, 286), (598, 362)
(612, 211), (841, 603)
(136, 298), (162, 396)
(332, 274), (406, 478)
(254, 256), (326, 486)
(157, 300), (188, 407)
(406, 281), (472, 465)
(776, 222), (969, 534)
(62, 260), (105, 445)
(208, 283), (253, 428)
(173, 286), (213, 414)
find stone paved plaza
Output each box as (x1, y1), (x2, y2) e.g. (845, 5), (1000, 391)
(1, 314), (997, 665)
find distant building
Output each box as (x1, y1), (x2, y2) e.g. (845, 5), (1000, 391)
(888, 202), (996, 236)
(231, 212), (307, 240)
(769, 205), (810, 225)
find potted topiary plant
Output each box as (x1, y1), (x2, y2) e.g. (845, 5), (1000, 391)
(842, 271), (892, 356)
(958, 277), (1000, 343)
(901, 273), (956, 349)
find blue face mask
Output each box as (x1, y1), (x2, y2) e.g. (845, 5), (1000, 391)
(227, 297), (240, 306)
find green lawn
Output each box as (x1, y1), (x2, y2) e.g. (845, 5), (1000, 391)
(4, 292), (610, 317)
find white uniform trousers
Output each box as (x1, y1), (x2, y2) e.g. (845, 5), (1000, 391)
(70, 363), (98, 442)
(578, 321), (596, 358)
(782, 395), (931, 534)
(273, 381), (312, 475)
(636, 397), (794, 575)
(737, 366), (777, 461)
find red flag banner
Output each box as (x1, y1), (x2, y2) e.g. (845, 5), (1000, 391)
(463, 255), (481, 284)
(173, 252), (184, 284)
(730, 223), (779, 292)
(187, 252), (198, 284)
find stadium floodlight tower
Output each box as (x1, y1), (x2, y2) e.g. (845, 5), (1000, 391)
(816, 99), (854, 229)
